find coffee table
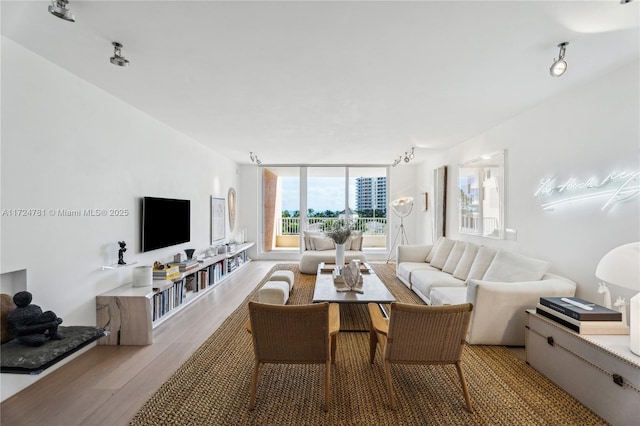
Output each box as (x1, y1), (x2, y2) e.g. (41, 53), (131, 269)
(313, 263), (396, 330)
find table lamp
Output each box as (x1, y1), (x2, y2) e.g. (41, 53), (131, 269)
(595, 242), (640, 356)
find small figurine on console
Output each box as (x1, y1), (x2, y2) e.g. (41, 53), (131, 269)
(7, 291), (64, 347)
(118, 240), (127, 265)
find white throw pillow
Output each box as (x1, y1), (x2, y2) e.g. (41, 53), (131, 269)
(453, 242), (480, 280)
(482, 250), (550, 282)
(467, 246), (498, 280)
(304, 231), (323, 251)
(442, 241), (467, 274)
(349, 231), (363, 251)
(425, 237), (444, 262)
(311, 236), (335, 251)
(429, 238), (456, 270)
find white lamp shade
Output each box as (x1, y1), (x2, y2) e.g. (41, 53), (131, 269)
(595, 242), (640, 292)
(390, 197), (414, 216)
(596, 242), (640, 356)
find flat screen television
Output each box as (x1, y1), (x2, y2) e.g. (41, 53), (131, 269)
(141, 197), (191, 252)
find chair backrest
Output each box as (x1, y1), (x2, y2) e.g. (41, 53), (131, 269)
(385, 302), (473, 363)
(248, 302), (330, 364)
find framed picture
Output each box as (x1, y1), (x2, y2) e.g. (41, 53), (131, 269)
(433, 165), (447, 238)
(227, 187), (237, 232)
(211, 196), (226, 243)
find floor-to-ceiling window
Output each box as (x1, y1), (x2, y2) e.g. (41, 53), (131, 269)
(260, 166), (388, 254)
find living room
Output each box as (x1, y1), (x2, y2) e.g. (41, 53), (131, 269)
(1, 1), (639, 424)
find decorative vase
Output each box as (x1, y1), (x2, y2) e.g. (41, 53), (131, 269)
(132, 266), (152, 287)
(335, 243), (345, 268)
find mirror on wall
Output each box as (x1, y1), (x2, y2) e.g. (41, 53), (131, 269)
(458, 150), (505, 239)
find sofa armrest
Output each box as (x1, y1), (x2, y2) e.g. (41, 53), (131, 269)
(396, 245), (432, 264)
(464, 278), (576, 345)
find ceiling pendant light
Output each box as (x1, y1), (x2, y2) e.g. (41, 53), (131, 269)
(48, 0), (75, 22)
(550, 42), (569, 77)
(110, 42), (130, 67)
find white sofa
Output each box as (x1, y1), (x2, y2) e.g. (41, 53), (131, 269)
(396, 238), (576, 346)
(299, 231), (366, 274)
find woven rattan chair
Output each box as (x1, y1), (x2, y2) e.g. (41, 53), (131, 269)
(247, 301), (339, 411)
(368, 302), (474, 412)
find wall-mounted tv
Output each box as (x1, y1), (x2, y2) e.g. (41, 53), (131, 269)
(141, 197), (191, 252)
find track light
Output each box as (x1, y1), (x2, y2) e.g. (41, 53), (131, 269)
(110, 42), (130, 67)
(550, 42), (569, 77)
(392, 148), (416, 167)
(250, 152), (262, 165)
(48, 0), (75, 22)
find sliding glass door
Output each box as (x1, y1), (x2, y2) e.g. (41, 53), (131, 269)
(260, 166), (388, 253)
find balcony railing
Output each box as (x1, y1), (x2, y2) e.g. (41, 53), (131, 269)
(277, 217), (388, 236)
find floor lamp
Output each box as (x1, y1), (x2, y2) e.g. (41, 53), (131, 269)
(386, 197), (414, 263)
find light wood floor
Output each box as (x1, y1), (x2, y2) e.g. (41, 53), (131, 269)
(1, 260), (282, 426)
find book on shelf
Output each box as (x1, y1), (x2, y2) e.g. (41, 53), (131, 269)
(536, 304), (629, 335)
(539, 297), (622, 321)
(169, 259), (198, 268)
(153, 265), (181, 280)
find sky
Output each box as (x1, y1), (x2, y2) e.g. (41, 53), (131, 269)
(281, 177), (356, 213)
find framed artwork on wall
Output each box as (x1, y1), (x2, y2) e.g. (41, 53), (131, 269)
(211, 196), (226, 243)
(228, 187), (237, 232)
(433, 165), (447, 238)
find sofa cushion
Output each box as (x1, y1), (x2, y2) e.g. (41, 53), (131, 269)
(467, 246), (498, 280)
(311, 236), (335, 251)
(453, 242), (480, 280)
(396, 262), (438, 285)
(349, 231), (363, 251)
(425, 237), (444, 262)
(482, 250), (550, 282)
(411, 269), (465, 302)
(429, 238), (456, 269)
(429, 286), (467, 306)
(303, 231), (323, 250)
(442, 241), (467, 274)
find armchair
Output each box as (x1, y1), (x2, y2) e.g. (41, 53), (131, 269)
(247, 302), (340, 411)
(368, 302), (474, 412)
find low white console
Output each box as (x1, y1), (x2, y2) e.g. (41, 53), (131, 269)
(96, 242), (254, 345)
(525, 310), (640, 425)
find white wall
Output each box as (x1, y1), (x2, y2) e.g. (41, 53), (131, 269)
(417, 60), (640, 304)
(1, 37), (240, 327)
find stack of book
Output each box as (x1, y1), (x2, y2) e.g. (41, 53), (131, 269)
(153, 265), (180, 281)
(169, 259), (199, 273)
(537, 297), (629, 335)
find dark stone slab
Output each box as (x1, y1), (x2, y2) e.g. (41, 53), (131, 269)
(1, 326), (108, 374)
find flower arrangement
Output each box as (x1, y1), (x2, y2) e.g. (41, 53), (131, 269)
(325, 220), (352, 245)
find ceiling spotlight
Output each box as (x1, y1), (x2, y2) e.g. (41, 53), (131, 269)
(409, 147), (415, 160)
(110, 42), (130, 67)
(250, 152), (262, 165)
(48, 0), (75, 22)
(404, 152), (411, 163)
(550, 42), (569, 77)
(620, 0), (633, 4)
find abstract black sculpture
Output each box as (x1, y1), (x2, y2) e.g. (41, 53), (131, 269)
(7, 291), (64, 347)
(118, 240), (127, 265)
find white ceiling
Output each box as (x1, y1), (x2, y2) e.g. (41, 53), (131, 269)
(2, 1), (638, 165)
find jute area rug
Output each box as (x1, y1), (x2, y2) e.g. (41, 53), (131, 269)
(130, 264), (606, 426)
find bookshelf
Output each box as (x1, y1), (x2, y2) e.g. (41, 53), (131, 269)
(96, 242), (254, 345)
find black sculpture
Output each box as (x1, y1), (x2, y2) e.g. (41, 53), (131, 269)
(118, 240), (127, 265)
(7, 291), (64, 347)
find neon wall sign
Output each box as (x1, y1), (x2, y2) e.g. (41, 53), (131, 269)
(535, 170), (639, 211)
